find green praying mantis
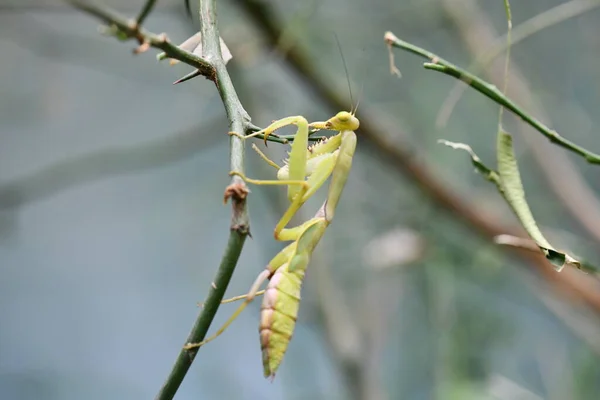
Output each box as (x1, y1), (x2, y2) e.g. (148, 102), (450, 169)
(184, 110), (360, 378)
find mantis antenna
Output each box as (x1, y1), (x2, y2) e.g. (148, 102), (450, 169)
(333, 33), (365, 116)
(353, 80), (365, 115)
(333, 32), (354, 113)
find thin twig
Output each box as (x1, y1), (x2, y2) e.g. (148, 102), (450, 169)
(495, 234), (542, 252)
(498, 0), (511, 126)
(311, 224), (364, 399)
(384, 31), (600, 165)
(135, 0), (157, 26)
(67, 0), (214, 78)
(232, 0), (600, 315)
(437, 0), (600, 127)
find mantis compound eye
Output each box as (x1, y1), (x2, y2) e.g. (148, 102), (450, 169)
(336, 111), (351, 122)
(332, 111), (360, 131)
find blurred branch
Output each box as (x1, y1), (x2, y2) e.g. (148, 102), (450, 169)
(0, 3), (178, 13)
(384, 31), (600, 165)
(440, 0), (600, 247)
(312, 236), (364, 399)
(359, 228), (422, 400)
(0, 122), (222, 210)
(308, 214), (396, 400)
(437, 0), (600, 128)
(494, 234), (540, 252)
(535, 284), (600, 355)
(67, 1), (252, 398)
(230, 0), (600, 315)
(67, 0), (214, 78)
(497, 0), (511, 126)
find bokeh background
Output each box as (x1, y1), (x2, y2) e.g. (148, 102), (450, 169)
(2, 0), (600, 399)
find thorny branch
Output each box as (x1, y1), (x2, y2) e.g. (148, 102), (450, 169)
(154, 0), (252, 398)
(68, 0), (214, 78)
(68, 1), (252, 399)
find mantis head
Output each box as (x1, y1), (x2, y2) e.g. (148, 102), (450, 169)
(324, 111), (360, 132)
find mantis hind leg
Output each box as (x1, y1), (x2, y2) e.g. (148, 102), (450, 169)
(207, 290), (265, 306)
(184, 269), (271, 349)
(185, 243), (297, 349)
(243, 116), (308, 142)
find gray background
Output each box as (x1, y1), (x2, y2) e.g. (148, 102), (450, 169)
(1, 0), (600, 399)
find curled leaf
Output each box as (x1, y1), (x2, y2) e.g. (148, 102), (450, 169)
(440, 135), (594, 272)
(496, 131), (566, 270)
(496, 131), (553, 250)
(438, 139), (500, 184)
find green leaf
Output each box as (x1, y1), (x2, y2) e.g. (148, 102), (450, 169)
(440, 136), (593, 273)
(496, 130), (575, 271)
(496, 131), (553, 249)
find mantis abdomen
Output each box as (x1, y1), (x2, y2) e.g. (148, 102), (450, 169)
(259, 264), (305, 378)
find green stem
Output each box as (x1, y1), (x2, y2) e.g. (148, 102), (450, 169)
(498, 0), (512, 125)
(385, 32), (600, 164)
(154, 232), (247, 400)
(135, 0), (157, 26)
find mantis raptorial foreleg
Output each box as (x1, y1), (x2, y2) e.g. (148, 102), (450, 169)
(251, 144), (281, 170)
(231, 112), (358, 240)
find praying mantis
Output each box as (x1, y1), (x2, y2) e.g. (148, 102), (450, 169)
(185, 110), (360, 378)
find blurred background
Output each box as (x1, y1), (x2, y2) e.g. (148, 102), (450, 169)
(2, 0), (600, 399)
